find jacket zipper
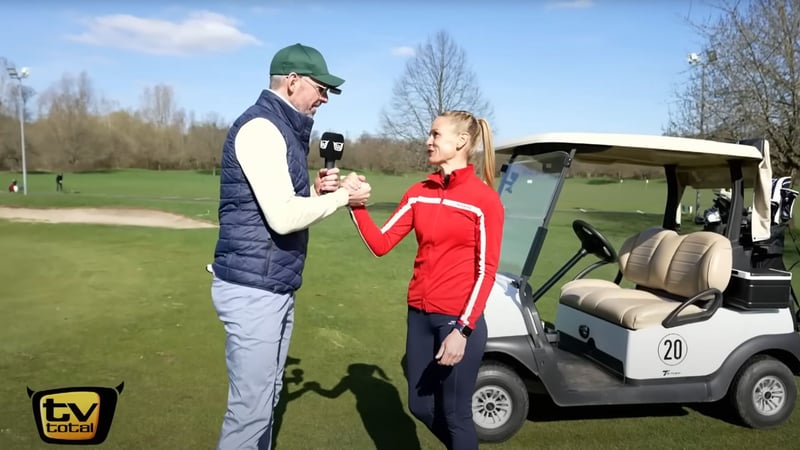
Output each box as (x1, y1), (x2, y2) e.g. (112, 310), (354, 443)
(422, 174), (449, 312)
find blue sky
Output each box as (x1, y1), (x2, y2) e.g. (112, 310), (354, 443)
(1, 0), (718, 143)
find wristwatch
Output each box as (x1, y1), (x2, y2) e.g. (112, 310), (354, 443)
(455, 323), (473, 338)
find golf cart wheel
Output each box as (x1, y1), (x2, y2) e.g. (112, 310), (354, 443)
(729, 355), (797, 429)
(472, 361), (529, 443)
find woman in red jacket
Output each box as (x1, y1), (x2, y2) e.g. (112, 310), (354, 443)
(348, 110), (504, 450)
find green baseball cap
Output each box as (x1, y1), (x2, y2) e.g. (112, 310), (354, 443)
(270, 43), (345, 94)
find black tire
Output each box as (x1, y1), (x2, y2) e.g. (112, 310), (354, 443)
(472, 361), (529, 443)
(729, 355), (797, 429)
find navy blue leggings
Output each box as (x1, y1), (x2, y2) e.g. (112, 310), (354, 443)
(405, 307), (487, 450)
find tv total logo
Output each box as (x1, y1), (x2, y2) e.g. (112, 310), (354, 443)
(28, 383), (124, 445)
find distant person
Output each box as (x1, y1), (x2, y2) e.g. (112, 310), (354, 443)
(8, 179), (18, 193)
(345, 110), (504, 450)
(208, 43), (369, 450)
(56, 173), (64, 192)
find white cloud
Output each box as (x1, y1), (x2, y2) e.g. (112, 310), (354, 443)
(547, 0), (594, 9)
(391, 46), (416, 58)
(67, 11), (262, 56)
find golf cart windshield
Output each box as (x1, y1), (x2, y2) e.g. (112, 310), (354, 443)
(495, 133), (774, 244)
(497, 151), (570, 276)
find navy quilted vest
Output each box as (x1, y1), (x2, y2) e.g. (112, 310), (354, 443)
(211, 89), (312, 293)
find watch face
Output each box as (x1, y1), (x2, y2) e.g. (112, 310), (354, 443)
(461, 325), (473, 337)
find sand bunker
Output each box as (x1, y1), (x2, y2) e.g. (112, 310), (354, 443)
(0, 207), (217, 229)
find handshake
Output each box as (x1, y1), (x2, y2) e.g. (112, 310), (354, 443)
(315, 168), (371, 208)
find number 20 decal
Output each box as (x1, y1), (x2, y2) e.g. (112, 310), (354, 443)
(658, 334), (687, 366)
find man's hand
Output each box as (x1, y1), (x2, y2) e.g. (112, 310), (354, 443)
(314, 167), (340, 195)
(435, 329), (467, 366)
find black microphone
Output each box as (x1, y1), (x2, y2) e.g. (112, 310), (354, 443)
(319, 132), (345, 169)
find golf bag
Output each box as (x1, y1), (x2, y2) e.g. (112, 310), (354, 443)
(703, 177), (800, 324)
(701, 189), (733, 235)
(747, 177), (798, 271)
(702, 177), (798, 270)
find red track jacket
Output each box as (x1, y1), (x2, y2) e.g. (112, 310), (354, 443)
(350, 165), (504, 328)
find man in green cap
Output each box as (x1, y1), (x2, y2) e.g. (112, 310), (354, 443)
(209, 43), (370, 450)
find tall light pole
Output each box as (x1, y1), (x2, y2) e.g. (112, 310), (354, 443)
(687, 49), (718, 138)
(7, 66), (30, 195)
(687, 50), (717, 220)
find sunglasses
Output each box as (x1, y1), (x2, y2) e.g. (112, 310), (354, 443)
(301, 77), (329, 97)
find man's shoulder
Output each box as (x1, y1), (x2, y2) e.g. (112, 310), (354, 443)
(236, 117), (283, 138)
(234, 96), (279, 127)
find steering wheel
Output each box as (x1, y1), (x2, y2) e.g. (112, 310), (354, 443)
(572, 219), (618, 263)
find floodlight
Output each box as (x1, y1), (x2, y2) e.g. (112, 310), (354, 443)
(6, 64), (29, 195)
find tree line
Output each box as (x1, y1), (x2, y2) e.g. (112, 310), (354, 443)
(0, 30), (499, 176)
(3, 1), (799, 180)
(0, 52), (660, 180)
(666, 0), (800, 178)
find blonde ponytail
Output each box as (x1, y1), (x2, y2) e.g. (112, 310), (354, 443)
(440, 111), (496, 188)
(478, 118), (496, 189)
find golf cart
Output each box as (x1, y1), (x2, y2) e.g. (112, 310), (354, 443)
(473, 133), (800, 442)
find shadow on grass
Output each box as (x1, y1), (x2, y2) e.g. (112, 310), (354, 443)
(685, 400), (742, 426)
(272, 356), (315, 450)
(527, 393), (689, 422)
(303, 362), (421, 450)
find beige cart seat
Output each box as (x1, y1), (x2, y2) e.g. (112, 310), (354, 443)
(560, 228), (732, 329)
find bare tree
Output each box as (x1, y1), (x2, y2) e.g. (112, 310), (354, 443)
(666, 0), (800, 176)
(0, 56), (9, 116)
(186, 112), (227, 174)
(380, 30), (493, 146)
(36, 71), (102, 170)
(137, 84), (188, 169)
(139, 84), (181, 127)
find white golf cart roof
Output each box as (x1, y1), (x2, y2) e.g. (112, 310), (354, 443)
(496, 132), (773, 242)
(496, 132), (763, 166)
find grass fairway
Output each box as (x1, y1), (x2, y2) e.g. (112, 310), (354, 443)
(1, 170), (799, 449)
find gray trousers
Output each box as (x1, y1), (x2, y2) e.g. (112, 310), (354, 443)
(211, 276), (295, 450)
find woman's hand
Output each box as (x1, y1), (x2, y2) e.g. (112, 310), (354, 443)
(342, 172), (370, 207)
(435, 329), (467, 366)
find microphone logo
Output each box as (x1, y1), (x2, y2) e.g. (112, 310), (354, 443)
(319, 131), (345, 170)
